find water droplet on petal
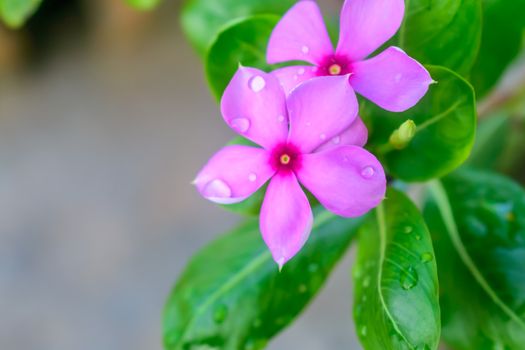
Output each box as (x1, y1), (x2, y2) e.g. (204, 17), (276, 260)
(298, 68), (305, 75)
(249, 75), (266, 92)
(213, 304), (228, 324)
(421, 252), (433, 263)
(306, 121), (312, 127)
(400, 266), (419, 290)
(230, 118), (250, 133)
(293, 75), (298, 81)
(277, 115), (285, 123)
(332, 136), (341, 144)
(203, 179), (232, 199)
(395, 73), (402, 82)
(361, 166), (375, 179)
(248, 173), (257, 182)
(319, 133), (326, 140)
(301, 45), (309, 54)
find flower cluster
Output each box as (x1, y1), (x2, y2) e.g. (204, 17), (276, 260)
(194, 0), (432, 267)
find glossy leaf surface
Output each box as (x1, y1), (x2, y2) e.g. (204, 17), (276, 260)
(353, 188), (440, 350)
(425, 170), (525, 349)
(164, 209), (363, 350)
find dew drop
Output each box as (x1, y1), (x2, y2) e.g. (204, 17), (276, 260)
(298, 284), (308, 294)
(362, 276), (371, 288)
(306, 121), (312, 127)
(249, 75), (266, 92)
(420, 252), (433, 263)
(400, 266), (419, 290)
(213, 304), (228, 324)
(277, 115), (285, 123)
(332, 136), (341, 144)
(230, 118), (250, 133)
(415, 234), (421, 241)
(360, 325), (368, 337)
(248, 173), (257, 182)
(301, 45), (309, 54)
(308, 263), (319, 273)
(403, 225), (413, 234)
(395, 73), (402, 82)
(203, 179), (232, 199)
(293, 75), (298, 81)
(319, 133), (327, 140)
(361, 166), (375, 179)
(298, 68), (305, 75)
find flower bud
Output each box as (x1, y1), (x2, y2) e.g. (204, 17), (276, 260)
(389, 120), (416, 149)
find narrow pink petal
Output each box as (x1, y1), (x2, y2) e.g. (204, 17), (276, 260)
(260, 171), (313, 267)
(297, 145), (386, 217)
(350, 47), (433, 112)
(287, 75), (358, 153)
(221, 67), (288, 149)
(272, 65), (319, 96)
(315, 115), (368, 152)
(193, 145), (275, 204)
(336, 0), (405, 61)
(267, 0), (334, 65)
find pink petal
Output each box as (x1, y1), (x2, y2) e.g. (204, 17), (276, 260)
(287, 75), (358, 153)
(194, 145), (275, 204)
(272, 65), (319, 96)
(315, 115), (368, 152)
(221, 67), (288, 149)
(267, 0), (333, 65)
(336, 0), (405, 61)
(260, 171), (313, 267)
(350, 47), (433, 112)
(297, 145), (386, 217)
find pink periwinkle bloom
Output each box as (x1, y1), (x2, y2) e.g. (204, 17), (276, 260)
(193, 67), (386, 268)
(267, 0), (433, 114)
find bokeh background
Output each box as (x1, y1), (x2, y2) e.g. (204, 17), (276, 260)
(0, 0), (367, 349)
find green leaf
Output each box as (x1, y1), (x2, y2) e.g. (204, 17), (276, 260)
(164, 209), (364, 350)
(0, 0), (42, 28)
(364, 65), (477, 182)
(471, 0), (525, 98)
(466, 113), (510, 169)
(353, 188), (440, 350)
(181, 0), (294, 57)
(205, 15), (278, 100)
(424, 169), (525, 350)
(125, 0), (161, 11)
(397, 0), (482, 75)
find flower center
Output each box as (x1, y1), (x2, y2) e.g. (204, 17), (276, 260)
(328, 64), (342, 75)
(280, 154), (291, 165)
(271, 144), (301, 172)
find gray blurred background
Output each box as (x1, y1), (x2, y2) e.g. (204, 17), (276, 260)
(0, 0), (361, 349)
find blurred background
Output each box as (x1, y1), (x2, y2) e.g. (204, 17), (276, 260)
(0, 0), (366, 349)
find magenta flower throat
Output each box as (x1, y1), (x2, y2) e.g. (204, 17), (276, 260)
(193, 67), (386, 268)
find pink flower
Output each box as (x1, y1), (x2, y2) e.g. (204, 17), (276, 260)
(267, 0), (433, 113)
(193, 67), (386, 268)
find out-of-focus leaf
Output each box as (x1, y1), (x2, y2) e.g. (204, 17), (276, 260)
(125, 0), (161, 11)
(471, 0), (525, 98)
(396, 0), (482, 75)
(425, 169), (525, 349)
(364, 66), (476, 182)
(353, 188), (440, 350)
(163, 209), (364, 350)
(0, 0), (42, 28)
(205, 15), (277, 100)
(181, 0), (294, 57)
(466, 113), (510, 169)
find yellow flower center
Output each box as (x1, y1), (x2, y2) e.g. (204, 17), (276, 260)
(280, 154), (291, 165)
(328, 64), (342, 75)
